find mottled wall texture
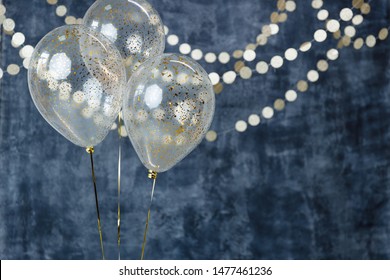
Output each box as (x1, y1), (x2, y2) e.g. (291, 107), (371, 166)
(1, 0), (390, 260)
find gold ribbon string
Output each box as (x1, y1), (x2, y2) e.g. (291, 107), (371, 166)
(86, 147), (105, 260)
(117, 114), (122, 260)
(140, 170), (158, 260)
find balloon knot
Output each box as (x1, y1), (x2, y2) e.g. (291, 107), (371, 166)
(86, 147), (94, 154)
(148, 170), (158, 180)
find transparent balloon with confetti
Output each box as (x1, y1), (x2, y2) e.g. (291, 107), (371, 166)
(123, 53), (215, 173)
(84, 0), (165, 79)
(28, 24), (127, 148)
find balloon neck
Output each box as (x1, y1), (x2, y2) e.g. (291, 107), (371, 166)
(148, 170), (158, 180)
(86, 147), (95, 154)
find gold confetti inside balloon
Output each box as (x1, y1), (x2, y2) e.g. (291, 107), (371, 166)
(123, 54), (215, 172)
(28, 25), (127, 148)
(83, 0), (165, 79)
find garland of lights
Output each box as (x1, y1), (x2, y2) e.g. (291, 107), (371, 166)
(0, 0), (388, 143)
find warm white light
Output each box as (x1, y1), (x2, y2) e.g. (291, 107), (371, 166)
(49, 53), (71, 80)
(144, 84), (163, 109)
(101, 23), (118, 41)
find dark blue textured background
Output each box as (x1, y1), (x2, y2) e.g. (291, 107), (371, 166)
(1, 0), (390, 260)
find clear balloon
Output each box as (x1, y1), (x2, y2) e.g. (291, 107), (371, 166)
(123, 54), (215, 173)
(28, 25), (127, 148)
(84, 0), (165, 79)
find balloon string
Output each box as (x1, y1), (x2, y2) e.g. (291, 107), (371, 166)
(117, 115), (122, 260)
(87, 147), (105, 260)
(141, 172), (157, 260)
